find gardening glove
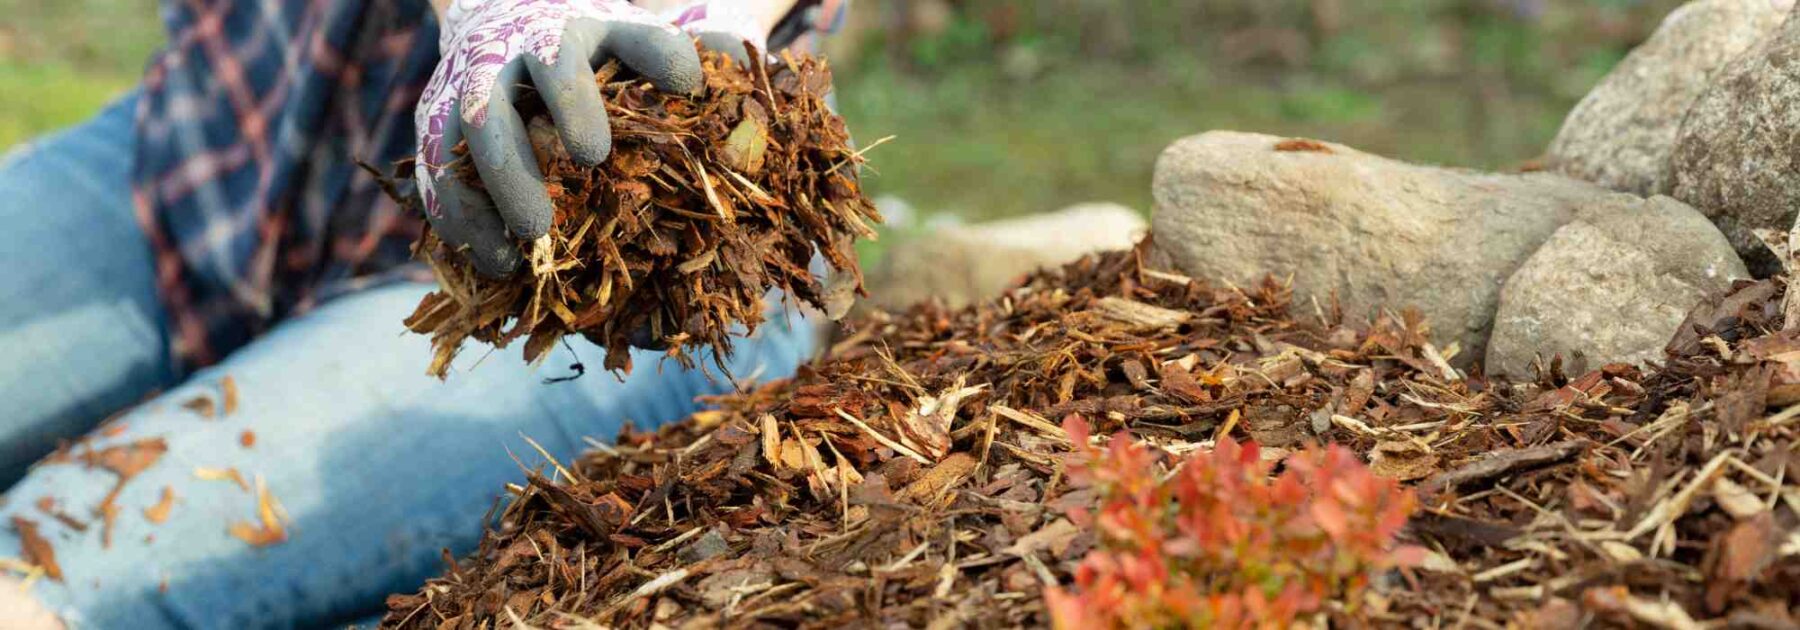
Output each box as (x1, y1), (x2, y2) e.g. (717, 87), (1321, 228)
(664, 2), (771, 64)
(415, 0), (709, 278)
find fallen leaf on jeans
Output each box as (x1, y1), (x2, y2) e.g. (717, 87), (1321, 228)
(228, 476), (288, 547)
(195, 467), (251, 492)
(181, 396), (215, 418)
(221, 376), (239, 416)
(12, 517), (61, 582)
(143, 486), (176, 524)
(81, 437), (168, 479)
(34, 497), (87, 532)
(81, 438), (167, 548)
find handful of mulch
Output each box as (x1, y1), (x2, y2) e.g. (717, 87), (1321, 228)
(403, 49), (880, 378)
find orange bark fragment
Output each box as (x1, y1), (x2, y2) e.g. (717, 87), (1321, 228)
(228, 477), (288, 548)
(221, 376), (240, 416)
(143, 486), (176, 524)
(13, 517), (61, 582)
(1273, 138), (1332, 153)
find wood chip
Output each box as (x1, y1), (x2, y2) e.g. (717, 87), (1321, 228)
(143, 486), (176, 524)
(12, 518), (60, 582)
(227, 476), (288, 547)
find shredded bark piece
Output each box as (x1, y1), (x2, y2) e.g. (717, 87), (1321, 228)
(221, 376), (239, 416)
(143, 486), (176, 524)
(181, 396), (215, 418)
(78, 437), (167, 548)
(13, 517), (61, 582)
(227, 477), (287, 547)
(1274, 138), (1333, 153)
(195, 466), (251, 492)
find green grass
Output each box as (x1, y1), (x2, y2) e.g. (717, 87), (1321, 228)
(834, 58), (1584, 222)
(0, 62), (139, 148)
(0, 0), (161, 149)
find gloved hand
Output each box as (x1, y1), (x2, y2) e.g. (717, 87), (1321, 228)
(665, 2), (771, 63)
(414, 0), (714, 278)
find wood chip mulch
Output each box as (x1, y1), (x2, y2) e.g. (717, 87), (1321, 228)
(383, 239), (1800, 628)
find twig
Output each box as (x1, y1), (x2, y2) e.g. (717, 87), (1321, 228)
(834, 408), (932, 465)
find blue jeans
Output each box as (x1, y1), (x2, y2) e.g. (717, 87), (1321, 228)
(0, 93), (819, 628)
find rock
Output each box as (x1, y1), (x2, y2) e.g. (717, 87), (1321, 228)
(867, 203), (1146, 310)
(1670, 2), (1800, 275)
(1149, 131), (1632, 363)
(1547, 0), (1787, 196)
(1486, 196), (1747, 378)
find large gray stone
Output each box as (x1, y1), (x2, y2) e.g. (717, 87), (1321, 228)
(1149, 131), (1633, 363)
(1486, 196), (1748, 378)
(1670, 2), (1800, 275)
(867, 203), (1146, 310)
(1547, 0), (1787, 196)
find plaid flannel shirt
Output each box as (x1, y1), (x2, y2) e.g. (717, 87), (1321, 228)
(132, 0), (842, 371)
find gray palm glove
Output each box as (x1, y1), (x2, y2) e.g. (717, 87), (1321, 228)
(414, 0), (707, 278)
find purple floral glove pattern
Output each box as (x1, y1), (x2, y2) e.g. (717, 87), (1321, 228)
(413, 0), (670, 221)
(665, 2), (769, 51)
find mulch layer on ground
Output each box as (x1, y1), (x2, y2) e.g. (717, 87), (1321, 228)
(382, 239), (1800, 629)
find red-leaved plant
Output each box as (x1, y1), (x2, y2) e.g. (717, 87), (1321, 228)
(1045, 415), (1424, 629)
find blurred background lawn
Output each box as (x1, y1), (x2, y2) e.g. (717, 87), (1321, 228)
(0, 0), (1686, 222)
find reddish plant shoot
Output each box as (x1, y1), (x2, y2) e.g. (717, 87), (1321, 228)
(1046, 415), (1423, 629)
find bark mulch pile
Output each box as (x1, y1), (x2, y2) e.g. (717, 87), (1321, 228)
(381, 240), (1800, 628)
(401, 49), (878, 378)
